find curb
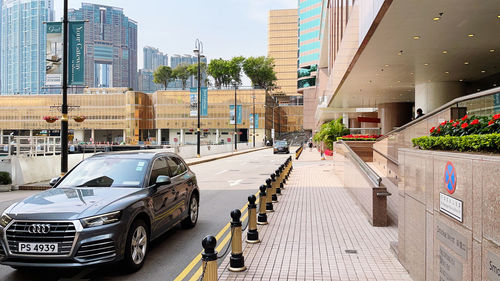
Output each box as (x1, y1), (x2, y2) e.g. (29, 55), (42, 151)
(17, 147), (271, 191)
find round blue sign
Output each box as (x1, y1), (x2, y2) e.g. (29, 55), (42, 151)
(444, 161), (457, 194)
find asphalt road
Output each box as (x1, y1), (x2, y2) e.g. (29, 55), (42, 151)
(0, 148), (291, 281)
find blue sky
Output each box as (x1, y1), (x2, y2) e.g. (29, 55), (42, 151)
(54, 0), (296, 69)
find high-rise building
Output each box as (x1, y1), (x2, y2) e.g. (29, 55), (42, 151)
(143, 46), (168, 72)
(268, 9), (298, 96)
(1, 0), (54, 95)
(68, 3), (137, 89)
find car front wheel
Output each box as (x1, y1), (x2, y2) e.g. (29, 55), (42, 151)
(181, 194), (198, 229)
(123, 220), (148, 272)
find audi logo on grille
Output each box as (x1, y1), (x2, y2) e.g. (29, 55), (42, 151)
(27, 224), (51, 234)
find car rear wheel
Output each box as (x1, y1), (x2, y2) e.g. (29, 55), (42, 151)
(181, 194), (198, 229)
(123, 220), (148, 272)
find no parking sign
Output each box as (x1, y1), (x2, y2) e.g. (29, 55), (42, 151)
(444, 161), (457, 194)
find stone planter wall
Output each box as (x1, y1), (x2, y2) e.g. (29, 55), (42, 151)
(0, 184), (11, 192)
(398, 148), (500, 281)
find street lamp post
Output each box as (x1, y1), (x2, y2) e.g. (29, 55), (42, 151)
(234, 82), (238, 151)
(61, 0), (69, 175)
(194, 39), (203, 158)
(252, 95), (255, 148)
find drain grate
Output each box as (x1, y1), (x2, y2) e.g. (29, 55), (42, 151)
(345, 249), (358, 254)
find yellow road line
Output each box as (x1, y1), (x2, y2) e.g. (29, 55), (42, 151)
(173, 191), (258, 281)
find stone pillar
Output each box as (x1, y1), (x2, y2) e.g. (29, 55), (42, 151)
(342, 113), (349, 128)
(123, 130), (126, 144)
(415, 82), (465, 114)
(0, 129), (3, 144)
(180, 129), (184, 145)
(91, 129), (95, 143)
(157, 129), (162, 145)
(216, 129), (219, 144)
(378, 103), (414, 135)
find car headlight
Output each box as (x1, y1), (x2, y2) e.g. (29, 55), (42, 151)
(0, 214), (12, 227)
(80, 211), (121, 228)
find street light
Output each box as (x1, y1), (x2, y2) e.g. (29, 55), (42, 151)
(61, 0), (69, 175)
(233, 82), (238, 151)
(252, 95), (256, 148)
(194, 39), (203, 158)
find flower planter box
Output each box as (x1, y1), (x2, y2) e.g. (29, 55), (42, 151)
(0, 184), (11, 192)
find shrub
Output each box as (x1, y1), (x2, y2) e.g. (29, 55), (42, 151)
(0, 172), (11, 185)
(412, 134), (500, 153)
(430, 114), (500, 137)
(312, 117), (350, 149)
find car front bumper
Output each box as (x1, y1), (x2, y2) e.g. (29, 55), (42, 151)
(0, 219), (128, 268)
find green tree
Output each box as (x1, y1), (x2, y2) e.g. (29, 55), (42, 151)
(187, 62), (207, 86)
(172, 64), (191, 90)
(153, 66), (173, 90)
(207, 58), (230, 89)
(242, 56), (277, 93)
(228, 56), (245, 86)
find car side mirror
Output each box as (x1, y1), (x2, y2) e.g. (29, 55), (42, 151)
(155, 175), (171, 186)
(49, 177), (60, 187)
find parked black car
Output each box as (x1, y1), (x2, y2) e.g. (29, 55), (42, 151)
(273, 140), (290, 154)
(0, 151), (199, 272)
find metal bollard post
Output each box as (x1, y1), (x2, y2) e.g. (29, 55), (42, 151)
(276, 168), (282, 194)
(201, 235), (218, 281)
(282, 163), (288, 184)
(271, 173), (279, 202)
(279, 165), (285, 190)
(258, 185), (268, 224)
(246, 195), (260, 243)
(228, 209), (247, 272)
(265, 178), (274, 212)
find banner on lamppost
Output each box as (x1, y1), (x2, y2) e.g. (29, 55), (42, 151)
(189, 87), (208, 117)
(249, 114), (259, 129)
(45, 22), (63, 86)
(68, 21), (85, 85)
(229, 105), (242, 125)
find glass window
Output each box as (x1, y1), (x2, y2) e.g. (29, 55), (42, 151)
(166, 156), (187, 177)
(149, 158), (169, 186)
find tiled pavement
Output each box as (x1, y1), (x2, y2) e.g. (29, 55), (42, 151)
(217, 148), (412, 281)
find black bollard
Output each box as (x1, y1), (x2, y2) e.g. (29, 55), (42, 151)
(275, 168), (282, 195)
(258, 185), (268, 224)
(280, 165), (285, 190)
(246, 195), (260, 243)
(282, 164), (287, 184)
(201, 236), (218, 281)
(265, 178), (274, 212)
(271, 173), (278, 202)
(228, 209), (246, 272)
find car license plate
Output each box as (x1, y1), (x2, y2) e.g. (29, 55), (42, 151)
(18, 242), (58, 253)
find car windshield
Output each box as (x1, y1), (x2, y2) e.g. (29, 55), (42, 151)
(57, 158), (150, 188)
(276, 141), (287, 146)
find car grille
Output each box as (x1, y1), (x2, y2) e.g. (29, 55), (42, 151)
(5, 222), (76, 256)
(75, 239), (116, 262)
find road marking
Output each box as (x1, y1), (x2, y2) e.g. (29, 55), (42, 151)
(228, 179), (242, 186)
(173, 192), (257, 281)
(215, 169), (228, 175)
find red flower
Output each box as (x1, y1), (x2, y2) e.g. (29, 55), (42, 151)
(440, 121), (447, 126)
(494, 114), (500, 120)
(470, 119), (479, 125)
(452, 122), (459, 127)
(489, 120), (495, 125)
(437, 128), (441, 132)
(461, 115), (468, 121)
(430, 127), (436, 133)
(461, 122), (469, 129)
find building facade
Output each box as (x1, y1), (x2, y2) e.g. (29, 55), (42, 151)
(68, 3), (137, 90)
(1, 0), (54, 95)
(0, 89), (278, 145)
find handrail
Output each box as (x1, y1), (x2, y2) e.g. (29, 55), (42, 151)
(339, 140), (381, 187)
(372, 147), (399, 165)
(378, 86), (500, 141)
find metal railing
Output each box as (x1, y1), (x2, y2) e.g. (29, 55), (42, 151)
(379, 86), (500, 141)
(0, 136), (60, 157)
(339, 140), (381, 187)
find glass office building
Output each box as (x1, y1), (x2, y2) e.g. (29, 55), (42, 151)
(1, 0), (54, 95)
(297, 0), (322, 90)
(68, 3), (137, 90)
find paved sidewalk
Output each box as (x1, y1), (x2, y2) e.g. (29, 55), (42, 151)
(218, 149), (412, 281)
